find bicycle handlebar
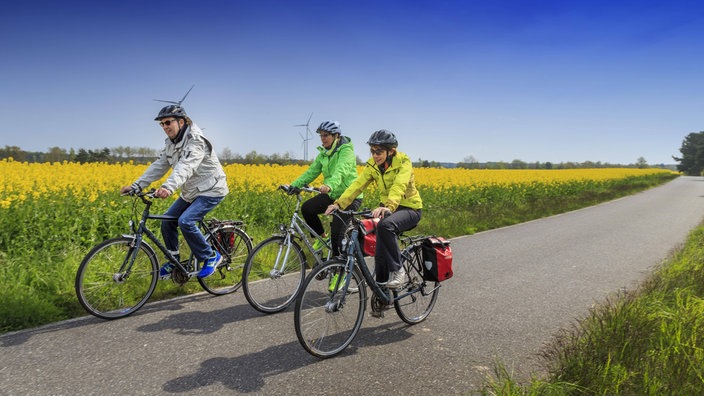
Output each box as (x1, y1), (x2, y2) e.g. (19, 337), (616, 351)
(278, 184), (320, 195)
(330, 208), (374, 218)
(121, 188), (159, 202)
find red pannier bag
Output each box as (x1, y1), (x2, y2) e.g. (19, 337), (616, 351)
(358, 218), (380, 256)
(421, 236), (453, 282)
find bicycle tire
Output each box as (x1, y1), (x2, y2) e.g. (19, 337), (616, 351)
(294, 259), (366, 358)
(394, 244), (439, 324)
(198, 225), (253, 295)
(242, 236), (307, 313)
(75, 236), (158, 320)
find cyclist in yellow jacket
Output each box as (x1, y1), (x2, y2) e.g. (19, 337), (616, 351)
(325, 129), (422, 288)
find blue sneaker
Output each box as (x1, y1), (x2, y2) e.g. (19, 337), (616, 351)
(198, 251), (222, 278)
(159, 263), (175, 280)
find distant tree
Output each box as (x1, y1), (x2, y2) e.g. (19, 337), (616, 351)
(458, 155), (480, 169)
(75, 149), (89, 163)
(220, 147), (234, 163)
(464, 155), (478, 164)
(46, 146), (67, 163)
(123, 146), (134, 158)
(0, 145), (25, 161)
(244, 150), (266, 164)
(510, 159), (527, 169)
(636, 157), (648, 169)
(674, 132), (704, 175)
(112, 146), (124, 158)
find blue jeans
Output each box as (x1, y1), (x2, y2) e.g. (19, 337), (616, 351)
(161, 196), (225, 262)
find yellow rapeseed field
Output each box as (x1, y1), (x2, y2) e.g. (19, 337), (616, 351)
(0, 159), (676, 209)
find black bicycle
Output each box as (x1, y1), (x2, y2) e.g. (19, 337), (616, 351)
(75, 189), (253, 320)
(294, 209), (440, 358)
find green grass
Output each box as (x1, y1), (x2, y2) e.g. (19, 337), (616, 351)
(0, 172), (677, 333)
(481, 223), (704, 395)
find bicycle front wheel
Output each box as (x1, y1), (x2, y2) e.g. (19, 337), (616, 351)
(75, 237), (158, 320)
(294, 259), (366, 358)
(198, 225), (253, 295)
(242, 236), (306, 313)
(394, 245), (439, 324)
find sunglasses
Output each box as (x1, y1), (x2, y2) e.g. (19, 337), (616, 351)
(158, 119), (178, 127)
(319, 133), (333, 138)
(370, 148), (386, 155)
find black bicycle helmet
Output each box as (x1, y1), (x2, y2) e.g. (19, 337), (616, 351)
(316, 120), (341, 135)
(154, 105), (187, 120)
(366, 129), (398, 148)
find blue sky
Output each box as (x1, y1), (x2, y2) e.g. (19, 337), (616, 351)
(2, 0), (703, 165)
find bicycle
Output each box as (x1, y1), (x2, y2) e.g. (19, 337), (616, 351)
(242, 185), (333, 314)
(294, 209), (440, 358)
(75, 189), (253, 320)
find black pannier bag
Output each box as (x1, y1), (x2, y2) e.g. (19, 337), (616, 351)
(421, 236), (453, 282)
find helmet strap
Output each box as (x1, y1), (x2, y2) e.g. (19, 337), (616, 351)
(324, 136), (339, 154)
(171, 122), (187, 144)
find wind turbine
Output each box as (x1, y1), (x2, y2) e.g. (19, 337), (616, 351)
(294, 113), (313, 161)
(154, 84), (195, 106)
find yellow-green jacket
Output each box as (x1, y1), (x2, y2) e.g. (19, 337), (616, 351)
(335, 151), (422, 211)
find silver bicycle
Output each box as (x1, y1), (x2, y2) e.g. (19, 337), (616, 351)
(242, 185), (333, 313)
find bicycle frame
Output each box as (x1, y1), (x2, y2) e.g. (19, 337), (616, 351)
(120, 192), (231, 280)
(294, 209), (441, 357)
(333, 212), (436, 306)
(271, 186), (332, 273)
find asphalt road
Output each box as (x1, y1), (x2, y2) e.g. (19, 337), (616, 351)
(2, 176), (704, 395)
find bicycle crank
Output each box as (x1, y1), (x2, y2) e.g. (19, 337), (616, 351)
(370, 293), (392, 318)
(172, 269), (189, 286)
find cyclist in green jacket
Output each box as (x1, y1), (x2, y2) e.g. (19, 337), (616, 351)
(286, 121), (362, 257)
(326, 129), (422, 288)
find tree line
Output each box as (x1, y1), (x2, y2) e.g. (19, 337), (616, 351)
(0, 144), (674, 170)
(0, 145), (315, 166)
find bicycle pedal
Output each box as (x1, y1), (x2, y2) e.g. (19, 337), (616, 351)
(370, 310), (384, 318)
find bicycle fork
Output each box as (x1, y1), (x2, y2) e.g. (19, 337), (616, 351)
(113, 234), (145, 283)
(269, 232), (295, 278)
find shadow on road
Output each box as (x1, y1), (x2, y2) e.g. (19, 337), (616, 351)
(0, 292), (235, 346)
(161, 322), (414, 393)
(135, 299), (261, 335)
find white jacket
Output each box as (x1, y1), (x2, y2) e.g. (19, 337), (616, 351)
(131, 123), (228, 202)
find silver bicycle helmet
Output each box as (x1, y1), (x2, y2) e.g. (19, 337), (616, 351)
(316, 120), (342, 135)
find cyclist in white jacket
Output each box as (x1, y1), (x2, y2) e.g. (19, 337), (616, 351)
(120, 104), (228, 279)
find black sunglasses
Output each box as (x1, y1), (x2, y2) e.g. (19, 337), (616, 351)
(159, 119), (178, 127)
(370, 148), (386, 155)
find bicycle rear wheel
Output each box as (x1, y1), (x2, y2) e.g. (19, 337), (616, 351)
(242, 236), (306, 313)
(394, 244), (439, 324)
(75, 237), (158, 320)
(198, 225), (253, 295)
(294, 260), (366, 358)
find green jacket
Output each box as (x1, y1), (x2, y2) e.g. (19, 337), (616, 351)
(291, 136), (361, 201)
(335, 151), (422, 211)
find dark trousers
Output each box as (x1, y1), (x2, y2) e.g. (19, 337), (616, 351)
(374, 207), (422, 282)
(301, 194), (361, 256)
